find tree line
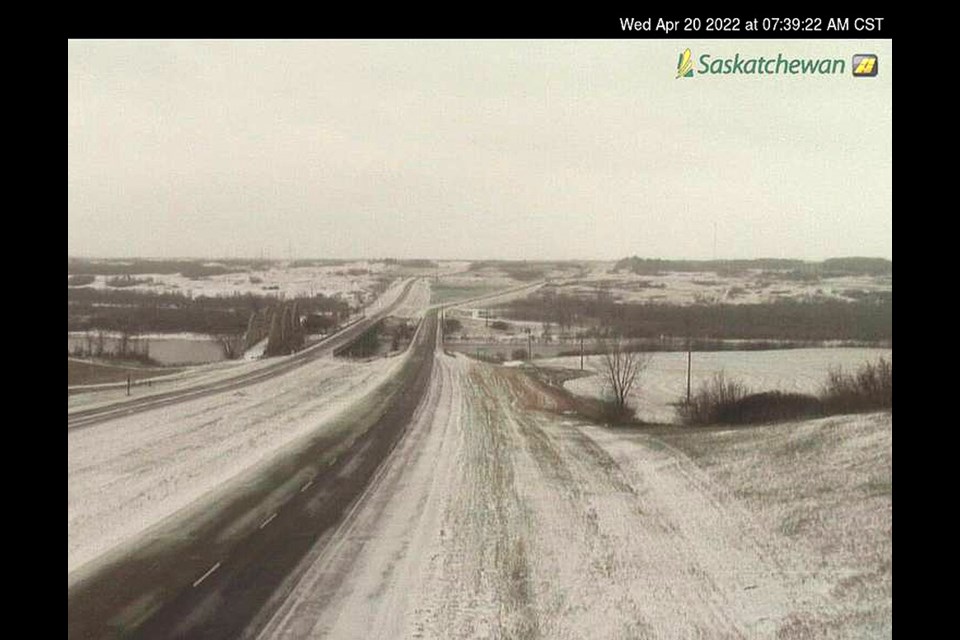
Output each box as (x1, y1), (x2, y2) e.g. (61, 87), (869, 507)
(613, 256), (892, 277)
(497, 290), (891, 342)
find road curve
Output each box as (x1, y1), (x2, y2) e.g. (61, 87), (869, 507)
(67, 309), (439, 639)
(67, 278), (419, 430)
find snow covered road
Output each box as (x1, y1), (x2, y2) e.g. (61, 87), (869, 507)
(257, 352), (890, 638)
(68, 277), (423, 578)
(68, 312), (440, 639)
(68, 352), (409, 578)
(68, 289), (890, 638)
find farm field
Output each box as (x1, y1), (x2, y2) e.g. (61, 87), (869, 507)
(556, 269), (890, 306)
(69, 258), (469, 303)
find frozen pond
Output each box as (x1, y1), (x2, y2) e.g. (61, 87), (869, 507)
(68, 332), (227, 365)
(545, 347), (892, 424)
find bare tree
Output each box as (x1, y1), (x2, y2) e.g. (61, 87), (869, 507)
(597, 334), (652, 413)
(216, 332), (244, 360)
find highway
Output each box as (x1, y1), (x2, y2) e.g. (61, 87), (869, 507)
(67, 278), (418, 430)
(67, 277), (891, 638)
(68, 280), (539, 638)
(68, 307), (439, 639)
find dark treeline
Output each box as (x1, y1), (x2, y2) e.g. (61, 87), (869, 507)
(613, 256), (892, 277)
(820, 257), (892, 275)
(377, 258), (439, 268)
(68, 274), (97, 287)
(68, 287), (349, 335)
(468, 260), (548, 282)
(555, 338), (877, 356)
(497, 292), (891, 342)
(262, 300), (306, 356)
(68, 258), (275, 278)
(287, 259), (352, 268)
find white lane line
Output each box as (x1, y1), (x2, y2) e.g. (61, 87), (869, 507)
(259, 513), (277, 529)
(192, 562), (221, 588)
(300, 480), (313, 493)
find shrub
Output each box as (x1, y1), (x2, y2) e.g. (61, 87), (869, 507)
(68, 274), (96, 287)
(597, 398), (637, 424)
(714, 391), (823, 424)
(569, 395), (638, 426)
(511, 348), (528, 361)
(675, 358), (892, 426)
(442, 318), (462, 336)
(820, 357), (892, 414)
(490, 320), (510, 331)
(676, 371), (750, 425)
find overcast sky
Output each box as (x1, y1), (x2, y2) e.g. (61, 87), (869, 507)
(68, 39), (891, 261)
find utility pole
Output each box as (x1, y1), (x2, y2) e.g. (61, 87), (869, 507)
(526, 327), (533, 361)
(685, 318), (692, 404)
(579, 332), (584, 371)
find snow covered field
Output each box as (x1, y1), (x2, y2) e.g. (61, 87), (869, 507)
(258, 352), (891, 638)
(69, 260), (469, 302)
(555, 269), (891, 306)
(551, 347), (892, 424)
(68, 345), (409, 578)
(76, 260), (385, 297)
(653, 412), (892, 637)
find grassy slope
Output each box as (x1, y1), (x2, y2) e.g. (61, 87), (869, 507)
(653, 412), (892, 637)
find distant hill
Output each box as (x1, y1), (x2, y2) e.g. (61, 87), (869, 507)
(67, 257), (273, 278)
(613, 257), (891, 277)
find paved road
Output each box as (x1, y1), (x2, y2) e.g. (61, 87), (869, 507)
(254, 352), (809, 639)
(67, 309), (439, 639)
(67, 279), (418, 430)
(67, 280), (545, 638)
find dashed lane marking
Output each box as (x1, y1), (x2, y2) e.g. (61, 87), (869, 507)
(259, 513), (278, 529)
(192, 562), (221, 588)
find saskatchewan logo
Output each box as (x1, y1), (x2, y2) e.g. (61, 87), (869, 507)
(673, 49), (873, 77)
(852, 54), (878, 77)
(676, 48), (694, 78)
